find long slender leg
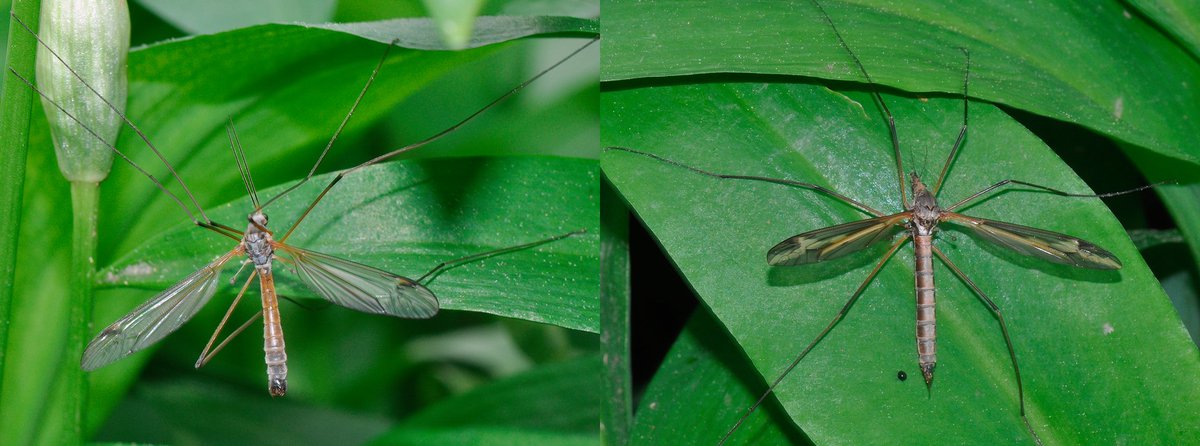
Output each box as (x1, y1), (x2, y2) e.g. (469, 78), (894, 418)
(719, 235), (910, 446)
(229, 260), (252, 285)
(195, 269), (257, 367)
(933, 48), (971, 196)
(806, 0), (907, 209)
(931, 246), (1043, 446)
(197, 310), (264, 368)
(944, 179), (1158, 212)
(275, 37), (599, 242)
(257, 38), (400, 211)
(416, 229), (588, 283)
(333, 37), (600, 181)
(605, 147), (883, 217)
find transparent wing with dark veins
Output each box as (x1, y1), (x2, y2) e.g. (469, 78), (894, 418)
(942, 212), (1122, 269)
(275, 243), (439, 318)
(82, 248), (242, 371)
(768, 213), (909, 266)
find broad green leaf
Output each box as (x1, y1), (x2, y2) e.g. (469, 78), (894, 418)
(0, 0), (16, 74)
(101, 157), (599, 332)
(362, 355), (601, 446)
(493, 0), (598, 18)
(368, 427), (596, 446)
(1126, 0), (1200, 58)
(401, 354), (601, 432)
(93, 378), (392, 444)
(602, 0), (1200, 165)
(1, 117), (72, 446)
(0, 6), (38, 430)
(134, 0), (337, 34)
(602, 82), (1200, 444)
(633, 310), (807, 445)
(311, 16), (597, 50)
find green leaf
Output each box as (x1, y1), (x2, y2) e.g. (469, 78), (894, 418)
(602, 0), (1200, 166)
(311, 15), (597, 50)
(102, 157), (599, 332)
(401, 354), (602, 432)
(1, 119), (73, 446)
(361, 355), (601, 446)
(602, 82), (1200, 443)
(1126, 0), (1200, 59)
(93, 378), (392, 444)
(134, 0), (338, 34)
(633, 310), (807, 445)
(0, 0), (39, 372)
(368, 427), (596, 446)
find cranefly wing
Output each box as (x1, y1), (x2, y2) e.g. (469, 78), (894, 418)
(274, 243), (438, 318)
(942, 212), (1121, 269)
(82, 248), (242, 371)
(768, 213), (909, 266)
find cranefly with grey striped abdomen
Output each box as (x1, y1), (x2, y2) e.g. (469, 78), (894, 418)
(11, 13), (595, 397)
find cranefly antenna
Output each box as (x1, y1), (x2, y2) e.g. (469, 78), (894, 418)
(226, 119), (260, 209)
(11, 12), (213, 224)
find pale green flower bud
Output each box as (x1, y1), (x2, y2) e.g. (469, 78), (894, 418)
(422, 0), (482, 50)
(36, 0), (129, 183)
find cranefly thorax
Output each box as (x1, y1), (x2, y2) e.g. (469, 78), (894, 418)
(243, 212), (274, 271)
(908, 172), (941, 235)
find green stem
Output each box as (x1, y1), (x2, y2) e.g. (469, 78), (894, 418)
(600, 180), (632, 446)
(0, 0), (42, 400)
(66, 180), (98, 443)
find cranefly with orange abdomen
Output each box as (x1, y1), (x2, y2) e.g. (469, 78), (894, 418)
(11, 12), (596, 396)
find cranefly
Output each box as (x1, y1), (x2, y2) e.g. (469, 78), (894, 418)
(606, 0), (1152, 443)
(11, 12), (596, 396)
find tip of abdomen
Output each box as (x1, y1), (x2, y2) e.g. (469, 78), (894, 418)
(269, 378), (287, 397)
(921, 363), (936, 388)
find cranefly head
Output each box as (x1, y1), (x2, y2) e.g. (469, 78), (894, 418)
(249, 211), (269, 229)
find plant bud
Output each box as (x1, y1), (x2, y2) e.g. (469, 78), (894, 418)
(36, 0), (129, 183)
(422, 0), (481, 50)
